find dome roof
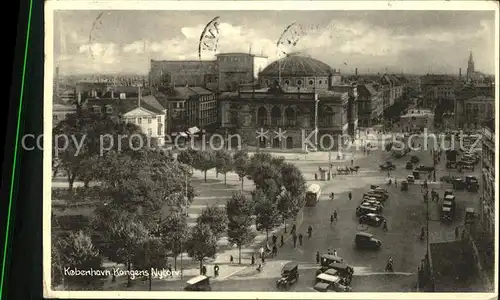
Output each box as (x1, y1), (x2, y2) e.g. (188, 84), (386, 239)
(260, 53), (334, 77)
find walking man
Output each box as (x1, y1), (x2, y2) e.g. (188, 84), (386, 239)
(280, 235), (284, 247)
(348, 192), (352, 201)
(334, 209), (338, 221)
(330, 214), (334, 224)
(298, 233), (303, 246)
(316, 251), (320, 264)
(308, 225), (313, 238)
(214, 264), (220, 277)
(259, 247), (264, 259)
(333, 249), (338, 257)
(292, 234), (297, 248)
(251, 254), (255, 265)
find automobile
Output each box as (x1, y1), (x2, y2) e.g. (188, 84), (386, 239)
(184, 275), (211, 291)
(453, 178), (466, 190)
(465, 175), (478, 185)
(323, 262), (354, 285)
(464, 207), (476, 225)
(316, 257), (353, 276)
(441, 175), (459, 184)
(360, 200), (384, 211)
(371, 188), (389, 200)
(407, 175), (415, 184)
(276, 262), (299, 290)
(410, 155), (420, 163)
(415, 165), (435, 172)
(405, 161), (414, 170)
(359, 213), (385, 227)
(412, 170), (421, 180)
(363, 192), (385, 202)
(379, 161), (396, 171)
(356, 205), (381, 216)
(362, 196), (379, 202)
(457, 160), (475, 170)
(370, 184), (379, 190)
(314, 273), (352, 292)
(355, 232), (382, 250)
(442, 190), (453, 200)
(441, 206), (454, 222)
(462, 155), (478, 164)
(400, 180), (408, 191)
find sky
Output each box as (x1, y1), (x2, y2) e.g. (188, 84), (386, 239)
(53, 10), (496, 75)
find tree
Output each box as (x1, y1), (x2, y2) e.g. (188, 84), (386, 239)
(215, 149), (234, 185)
(159, 214), (189, 270)
(280, 162), (306, 203)
(192, 150), (216, 182)
(253, 189), (280, 241)
(247, 160), (282, 192)
(233, 150), (250, 190)
(197, 205), (228, 240)
(276, 190), (300, 230)
(54, 230), (105, 289)
(185, 223), (218, 274)
(226, 192), (256, 264)
(177, 149), (196, 167)
(91, 208), (149, 287)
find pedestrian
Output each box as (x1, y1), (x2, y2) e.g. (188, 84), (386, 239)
(214, 264), (220, 277)
(351, 159), (354, 165)
(308, 225), (313, 238)
(251, 254), (255, 265)
(168, 263), (173, 277)
(202, 265), (207, 276)
(298, 233), (303, 246)
(230, 255), (234, 264)
(330, 214), (334, 224)
(280, 235), (284, 247)
(316, 251), (320, 264)
(315, 173), (318, 180)
(455, 227), (459, 239)
(331, 192), (335, 200)
(272, 244), (278, 257)
(333, 249), (338, 257)
(261, 255), (265, 264)
(259, 246), (264, 258)
(334, 210), (338, 221)
(328, 248), (332, 255)
(272, 234), (277, 245)
(395, 179), (398, 187)
(348, 192), (352, 201)
(292, 234), (297, 248)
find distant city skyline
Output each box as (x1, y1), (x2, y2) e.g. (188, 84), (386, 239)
(54, 10), (496, 76)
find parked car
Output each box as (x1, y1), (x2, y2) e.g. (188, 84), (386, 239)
(363, 192), (385, 202)
(356, 205), (381, 216)
(405, 161), (414, 170)
(314, 273), (352, 292)
(355, 232), (381, 250)
(322, 262), (354, 285)
(359, 213), (385, 227)
(379, 161), (396, 171)
(464, 207), (476, 225)
(415, 165), (435, 172)
(184, 275), (212, 291)
(371, 188), (389, 200)
(465, 175), (479, 192)
(407, 174), (415, 184)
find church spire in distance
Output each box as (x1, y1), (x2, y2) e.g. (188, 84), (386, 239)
(466, 50), (475, 82)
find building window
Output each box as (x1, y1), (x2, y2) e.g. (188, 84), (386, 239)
(309, 80), (314, 85)
(297, 80), (302, 85)
(93, 106), (101, 113)
(138, 117), (142, 124)
(148, 117), (152, 124)
(285, 80), (290, 85)
(157, 116), (162, 123)
(147, 128), (152, 136)
(106, 106), (113, 114)
(319, 80), (322, 84)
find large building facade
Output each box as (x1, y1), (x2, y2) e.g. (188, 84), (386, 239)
(455, 83), (495, 130)
(220, 54), (351, 149)
(480, 119), (495, 236)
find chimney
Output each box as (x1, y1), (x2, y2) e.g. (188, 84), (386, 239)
(459, 68), (462, 78)
(355, 68), (358, 76)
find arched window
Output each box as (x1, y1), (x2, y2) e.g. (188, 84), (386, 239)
(297, 79), (302, 85)
(285, 80), (290, 85)
(309, 80), (314, 85)
(271, 106), (282, 126)
(257, 107), (268, 126)
(285, 107), (296, 126)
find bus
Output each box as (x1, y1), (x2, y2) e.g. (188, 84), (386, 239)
(305, 184), (321, 207)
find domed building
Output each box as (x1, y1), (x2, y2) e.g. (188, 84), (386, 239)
(220, 54), (355, 150)
(258, 53), (342, 90)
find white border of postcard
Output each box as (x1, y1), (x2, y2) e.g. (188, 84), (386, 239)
(43, 1), (500, 299)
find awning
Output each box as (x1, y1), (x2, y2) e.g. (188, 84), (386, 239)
(187, 126), (200, 135)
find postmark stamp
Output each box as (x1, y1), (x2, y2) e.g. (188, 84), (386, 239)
(198, 16), (220, 62)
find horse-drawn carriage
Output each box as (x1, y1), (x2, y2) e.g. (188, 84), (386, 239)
(336, 166), (359, 175)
